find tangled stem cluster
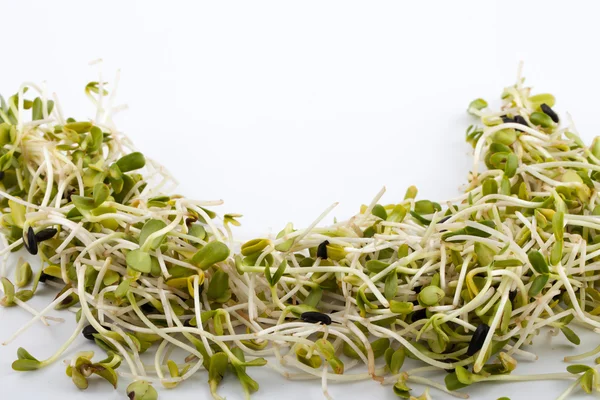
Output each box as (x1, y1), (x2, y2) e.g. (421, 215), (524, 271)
(2, 69), (600, 400)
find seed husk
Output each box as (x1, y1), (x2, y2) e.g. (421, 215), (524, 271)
(514, 115), (528, 127)
(34, 228), (57, 243)
(300, 311), (332, 325)
(316, 240), (329, 259)
(23, 227), (38, 255)
(541, 103), (559, 123)
(411, 308), (427, 322)
(467, 324), (490, 356)
(82, 325), (99, 340)
(82, 324), (111, 341)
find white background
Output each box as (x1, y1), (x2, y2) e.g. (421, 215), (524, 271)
(1, 1), (600, 399)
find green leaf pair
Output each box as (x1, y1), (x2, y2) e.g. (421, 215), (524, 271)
(12, 347), (42, 371)
(163, 360), (191, 389)
(230, 347), (265, 397)
(207, 269), (232, 303)
(527, 250), (552, 297)
(315, 339), (344, 374)
(208, 352), (229, 400)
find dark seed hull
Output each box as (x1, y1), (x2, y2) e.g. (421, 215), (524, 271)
(317, 240), (329, 259)
(300, 311), (332, 325)
(24, 227), (38, 255)
(82, 324), (99, 340)
(467, 323), (490, 356)
(541, 103), (559, 123)
(35, 228), (58, 242)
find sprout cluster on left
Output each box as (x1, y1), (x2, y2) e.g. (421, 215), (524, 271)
(0, 77), (246, 398)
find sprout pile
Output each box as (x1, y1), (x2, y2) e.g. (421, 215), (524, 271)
(3, 68), (600, 400)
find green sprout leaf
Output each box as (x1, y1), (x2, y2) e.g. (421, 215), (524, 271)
(561, 326), (581, 345)
(192, 241), (230, 270)
(274, 222), (295, 252)
(265, 259), (287, 287)
(116, 152), (146, 173)
(126, 249), (152, 274)
(468, 98), (488, 115)
(241, 238), (270, 256)
(93, 182), (110, 207)
(389, 300), (414, 314)
(208, 352), (229, 399)
(372, 204), (388, 220)
(528, 250), (549, 274)
(207, 269), (231, 303)
(12, 348), (41, 371)
(528, 274), (549, 297)
(64, 121), (93, 133)
(384, 272), (398, 300)
(139, 219), (168, 250)
(72, 195), (96, 211)
(581, 369), (596, 394)
(15, 259), (32, 288)
(567, 364), (591, 374)
(1, 277), (15, 307)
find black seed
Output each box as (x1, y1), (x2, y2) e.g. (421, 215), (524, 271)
(185, 216), (197, 226)
(300, 311), (332, 325)
(509, 290), (517, 302)
(317, 240), (329, 259)
(467, 323), (490, 356)
(0, 171), (4, 180)
(39, 272), (59, 284)
(501, 116), (515, 124)
(552, 292), (561, 303)
(541, 103), (559, 123)
(35, 228), (58, 243)
(286, 297), (297, 306)
(140, 302), (156, 314)
(60, 295), (74, 306)
(83, 324), (110, 340)
(24, 227), (38, 255)
(444, 358), (460, 373)
(438, 216), (450, 224)
(514, 115), (528, 127)
(82, 325), (99, 340)
(411, 308), (427, 322)
(65, 188), (76, 202)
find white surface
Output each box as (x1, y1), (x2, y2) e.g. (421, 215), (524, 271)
(1, 1), (600, 399)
